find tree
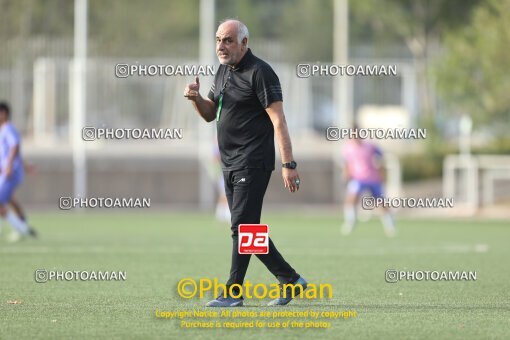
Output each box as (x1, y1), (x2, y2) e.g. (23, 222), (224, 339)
(216, 0), (333, 62)
(349, 0), (481, 119)
(435, 0), (510, 134)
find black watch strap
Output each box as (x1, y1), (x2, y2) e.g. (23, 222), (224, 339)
(282, 161), (297, 169)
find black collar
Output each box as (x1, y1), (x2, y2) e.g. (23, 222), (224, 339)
(231, 48), (254, 71)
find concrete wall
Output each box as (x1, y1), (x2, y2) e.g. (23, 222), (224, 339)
(17, 153), (337, 210)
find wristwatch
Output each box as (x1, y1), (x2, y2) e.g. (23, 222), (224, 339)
(282, 161), (297, 169)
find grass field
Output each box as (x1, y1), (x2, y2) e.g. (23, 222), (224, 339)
(1, 212), (509, 339)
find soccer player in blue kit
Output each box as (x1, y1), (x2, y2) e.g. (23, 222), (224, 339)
(0, 102), (37, 240)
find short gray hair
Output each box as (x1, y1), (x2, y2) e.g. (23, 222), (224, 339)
(220, 19), (249, 45)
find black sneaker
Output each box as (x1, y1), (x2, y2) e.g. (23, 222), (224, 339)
(206, 294), (243, 307)
(267, 277), (308, 306)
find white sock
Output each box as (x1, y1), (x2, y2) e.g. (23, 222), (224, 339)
(381, 211), (396, 232)
(344, 204), (357, 228)
(6, 211), (29, 235)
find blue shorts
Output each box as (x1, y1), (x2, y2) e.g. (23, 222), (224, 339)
(0, 170), (24, 204)
(347, 179), (384, 198)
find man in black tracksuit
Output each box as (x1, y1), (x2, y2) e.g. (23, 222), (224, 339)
(184, 19), (307, 307)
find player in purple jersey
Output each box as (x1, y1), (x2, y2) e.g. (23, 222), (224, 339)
(341, 129), (396, 237)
